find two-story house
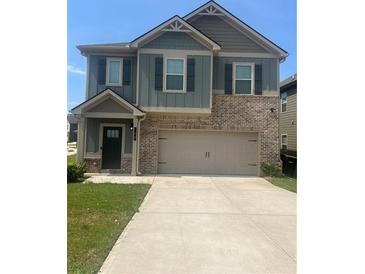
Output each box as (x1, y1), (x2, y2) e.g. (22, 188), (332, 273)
(71, 0), (288, 176)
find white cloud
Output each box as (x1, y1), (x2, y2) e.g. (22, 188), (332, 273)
(67, 65), (85, 75)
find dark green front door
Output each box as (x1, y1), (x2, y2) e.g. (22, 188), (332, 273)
(101, 127), (122, 169)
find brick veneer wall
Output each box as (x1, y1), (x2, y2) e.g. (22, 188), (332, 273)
(84, 157), (132, 173)
(138, 95), (280, 174)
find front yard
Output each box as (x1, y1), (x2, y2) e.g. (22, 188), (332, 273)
(269, 177), (297, 193)
(67, 183), (151, 274)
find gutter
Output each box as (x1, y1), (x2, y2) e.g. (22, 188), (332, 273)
(136, 114), (146, 175)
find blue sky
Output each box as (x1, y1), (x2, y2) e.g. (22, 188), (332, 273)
(68, 0), (296, 111)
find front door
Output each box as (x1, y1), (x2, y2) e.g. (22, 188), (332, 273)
(101, 127), (122, 169)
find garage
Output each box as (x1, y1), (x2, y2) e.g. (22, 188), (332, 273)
(158, 130), (259, 175)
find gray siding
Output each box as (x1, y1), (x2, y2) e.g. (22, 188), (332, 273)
(213, 57), (279, 95)
(190, 16), (269, 53)
(87, 98), (130, 113)
(280, 89), (297, 151)
(138, 54), (211, 108)
(86, 118), (133, 154)
(142, 32), (208, 50)
(88, 55), (137, 103)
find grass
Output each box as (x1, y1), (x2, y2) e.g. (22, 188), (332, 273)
(67, 183), (151, 274)
(68, 154), (76, 165)
(269, 177), (297, 193)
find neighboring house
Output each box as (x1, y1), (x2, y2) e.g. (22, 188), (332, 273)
(67, 114), (78, 143)
(279, 73), (297, 176)
(71, 0), (288, 176)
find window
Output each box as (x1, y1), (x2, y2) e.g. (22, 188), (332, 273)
(107, 129), (119, 138)
(233, 63), (254, 95)
(281, 134), (288, 150)
(281, 92), (287, 112)
(106, 58), (123, 86)
(165, 58), (185, 92)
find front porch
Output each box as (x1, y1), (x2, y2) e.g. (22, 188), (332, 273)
(71, 89), (145, 175)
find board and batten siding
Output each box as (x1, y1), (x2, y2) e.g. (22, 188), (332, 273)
(280, 89), (297, 151)
(141, 32), (209, 50)
(138, 54), (211, 108)
(213, 57), (279, 95)
(87, 55), (137, 103)
(190, 16), (270, 53)
(85, 118), (133, 154)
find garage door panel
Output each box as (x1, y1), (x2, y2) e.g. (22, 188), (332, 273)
(158, 130), (258, 175)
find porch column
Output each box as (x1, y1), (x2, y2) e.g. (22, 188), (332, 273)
(131, 117), (138, 175)
(77, 116), (85, 163)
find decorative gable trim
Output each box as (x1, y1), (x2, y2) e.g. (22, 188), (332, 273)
(184, 1), (288, 60)
(130, 15), (221, 50)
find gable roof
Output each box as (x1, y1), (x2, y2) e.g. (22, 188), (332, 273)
(130, 15), (221, 50)
(71, 89), (144, 116)
(183, 0), (288, 60)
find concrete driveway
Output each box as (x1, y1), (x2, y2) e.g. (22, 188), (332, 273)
(99, 176), (296, 274)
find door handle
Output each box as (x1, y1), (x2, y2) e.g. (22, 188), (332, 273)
(100, 146), (103, 150)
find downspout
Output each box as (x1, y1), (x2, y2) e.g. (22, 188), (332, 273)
(136, 114), (146, 175)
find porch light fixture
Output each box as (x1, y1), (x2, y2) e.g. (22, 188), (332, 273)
(270, 107), (275, 113)
(130, 123), (133, 131)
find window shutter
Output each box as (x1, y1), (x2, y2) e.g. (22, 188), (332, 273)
(123, 59), (131, 86)
(224, 64), (232, 94)
(155, 57), (163, 91)
(186, 58), (195, 92)
(97, 58), (106, 85)
(254, 64), (262, 95)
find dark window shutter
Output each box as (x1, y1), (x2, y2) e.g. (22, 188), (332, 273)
(254, 64), (262, 95)
(97, 58), (106, 85)
(186, 58), (195, 92)
(123, 59), (131, 86)
(155, 57), (163, 91)
(224, 64), (232, 94)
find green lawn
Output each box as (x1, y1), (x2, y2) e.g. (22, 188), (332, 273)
(270, 177), (297, 193)
(67, 154), (76, 165)
(68, 183), (151, 274)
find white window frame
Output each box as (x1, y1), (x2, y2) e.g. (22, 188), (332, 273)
(163, 57), (186, 93)
(281, 92), (287, 112)
(106, 57), (123, 86)
(281, 134), (288, 150)
(233, 62), (255, 95)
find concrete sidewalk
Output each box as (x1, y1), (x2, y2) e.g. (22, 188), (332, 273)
(99, 175), (296, 274)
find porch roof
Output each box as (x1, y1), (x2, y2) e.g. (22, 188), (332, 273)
(71, 89), (145, 118)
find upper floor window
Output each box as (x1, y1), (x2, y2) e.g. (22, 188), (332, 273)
(106, 58), (123, 86)
(281, 134), (288, 150)
(281, 92), (287, 112)
(233, 63), (254, 95)
(165, 58), (185, 92)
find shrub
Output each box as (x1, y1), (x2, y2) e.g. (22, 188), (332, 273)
(67, 162), (86, 183)
(261, 163), (282, 177)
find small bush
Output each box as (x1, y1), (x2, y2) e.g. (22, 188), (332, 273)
(67, 162), (86, 183)
(261, 163), (282, 177)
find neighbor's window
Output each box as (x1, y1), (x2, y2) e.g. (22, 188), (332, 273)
(165, 58), (185, 92)
(106, 58), (123, 86)
(281, 92), (287, 112)
(234, 63), (254, 95)
(281, 134), (288, 150)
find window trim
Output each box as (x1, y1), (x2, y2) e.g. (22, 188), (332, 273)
(106, 57), (123, 86)
(281, 134), (288, 150)
(163, 57), (186, 93)
(232, 62), (255, 95)
(281, 91), (287, 112)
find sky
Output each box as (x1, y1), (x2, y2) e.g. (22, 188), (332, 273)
(68, 0), (297, 111)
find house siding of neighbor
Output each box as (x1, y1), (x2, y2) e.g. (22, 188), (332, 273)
(279, 73), (297, 177)
(71, 0), (288, 176)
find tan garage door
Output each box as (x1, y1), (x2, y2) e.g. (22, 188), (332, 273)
(158, 130), (258, 175)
